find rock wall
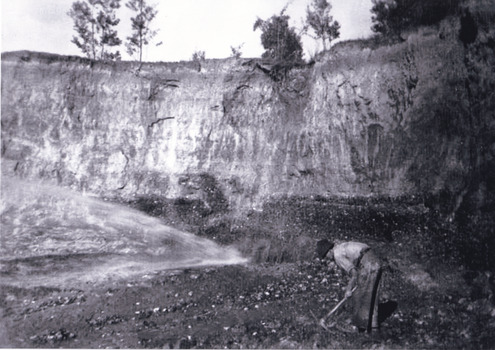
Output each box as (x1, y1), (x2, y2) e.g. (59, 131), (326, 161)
(2, 13), (494, 214)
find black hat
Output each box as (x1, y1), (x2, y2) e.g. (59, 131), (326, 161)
(316, 239), (334, 259)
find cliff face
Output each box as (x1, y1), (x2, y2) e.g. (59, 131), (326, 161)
(2, 13), (494, 214)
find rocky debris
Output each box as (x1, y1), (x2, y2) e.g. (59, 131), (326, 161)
(38, 293), (86, 308)
(2, 220), (495, 350)
(86, 314), (125, 329)
(2, 256), (494, 348)
(29, 328), (76, 345)
(15, 290), (87, 316)
(402, 263), (439, 291)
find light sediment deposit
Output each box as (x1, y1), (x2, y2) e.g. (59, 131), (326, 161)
(2, 14), (492, 215)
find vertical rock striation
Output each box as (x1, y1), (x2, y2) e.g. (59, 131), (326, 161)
(1, 13), (493, 215)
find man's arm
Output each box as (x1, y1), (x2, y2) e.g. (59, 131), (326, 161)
(345, 268), (358, 298)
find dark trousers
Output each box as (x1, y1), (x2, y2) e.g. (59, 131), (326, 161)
(350, 251), (382, 332)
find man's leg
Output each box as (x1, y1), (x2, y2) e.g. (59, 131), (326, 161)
(372, 292), (379, 329)
(369, 268), (382, 332)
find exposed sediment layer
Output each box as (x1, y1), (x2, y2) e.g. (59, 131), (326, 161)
(2, 14), (493, 213)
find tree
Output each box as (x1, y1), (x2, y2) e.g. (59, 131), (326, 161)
(305, 0), (340, 51)
(97, 0), (122, 60)
(370, 0), (410, 38)
(230, 43), (244, 59)
(68, 0), (122, 60)
(192, 50), (205, 62)
(125, 0), (158, 63)
(68, 1), (98, 59)
(97, 0), (122, 59)
(192, 50), (205, 72)
(371, 0), (460, 39)
(253, 10), (303, 65)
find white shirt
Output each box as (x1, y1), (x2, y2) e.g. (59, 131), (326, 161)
(333, 242), (370, 273)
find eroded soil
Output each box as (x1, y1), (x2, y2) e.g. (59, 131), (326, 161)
(1, 191), (494, 348)
(1, 239), (494, 349)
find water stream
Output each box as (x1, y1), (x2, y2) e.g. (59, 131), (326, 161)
(0, 177), (248, 287)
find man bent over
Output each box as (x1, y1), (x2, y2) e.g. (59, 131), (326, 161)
(317, 239), (382, 333)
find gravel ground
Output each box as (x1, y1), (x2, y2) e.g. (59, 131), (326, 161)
(1, 245), (494, 349)
(1, 185), (494, 348)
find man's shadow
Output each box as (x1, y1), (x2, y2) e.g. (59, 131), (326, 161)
(378, 300), (398, 324)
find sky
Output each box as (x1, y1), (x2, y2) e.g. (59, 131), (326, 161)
(1, 0), (373, 62)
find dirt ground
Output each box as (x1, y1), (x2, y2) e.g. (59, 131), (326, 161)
(1, 192), (495, 348)
(1, 236), (494, 349)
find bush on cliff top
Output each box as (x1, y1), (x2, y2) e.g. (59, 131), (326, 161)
(253, 9), (304, 81)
